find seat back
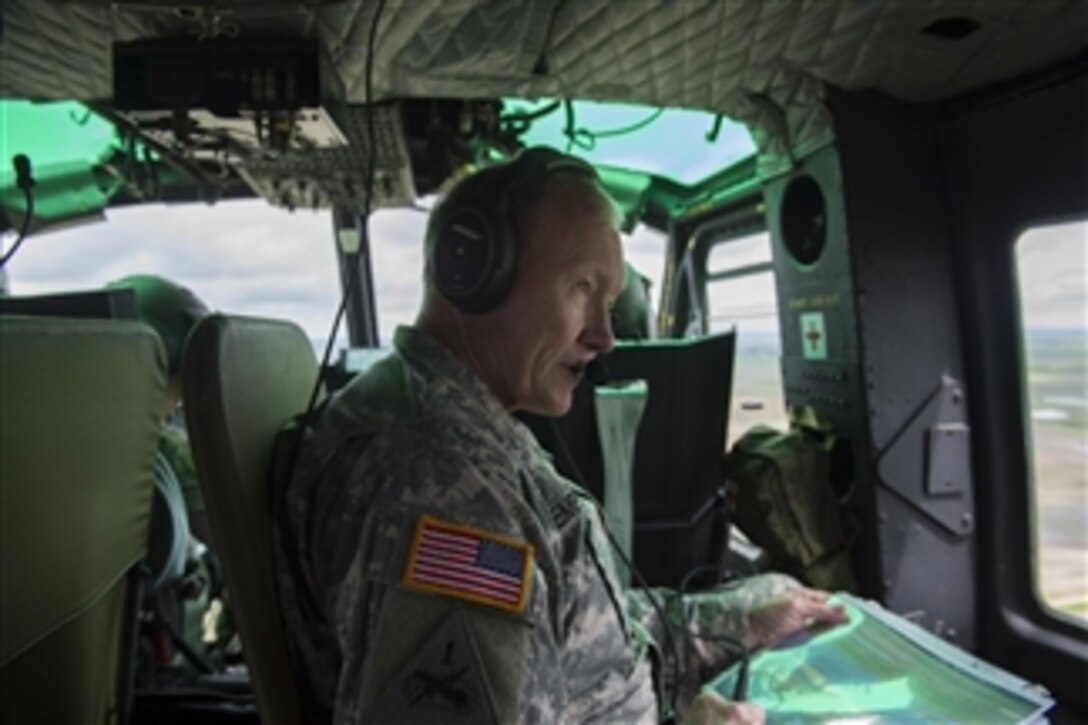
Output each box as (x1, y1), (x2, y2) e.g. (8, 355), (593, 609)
(181, 313), (318, 725)
(0, 316), (165, 724)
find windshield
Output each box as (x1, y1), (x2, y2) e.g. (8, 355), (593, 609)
(2, 199), (347, 352)
(0, 97), (756, 352)
(504, 97), (755, 185)
(3, 201), (669, 353)
(0, 101), (157, 230)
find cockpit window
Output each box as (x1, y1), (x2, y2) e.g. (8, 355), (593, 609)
(369, 208), (427, 344)
(0, 101), (121, 172)
(504, 97), (755, 185)
(1015, 219), (1087, 624)
(0, 101), (153, 228)
(705, 231), (786, 444)
(2, 199), (344, 354)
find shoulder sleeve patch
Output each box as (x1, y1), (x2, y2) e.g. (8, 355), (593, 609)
(367, 609), (500, 724)
(402, 515), (534, 614)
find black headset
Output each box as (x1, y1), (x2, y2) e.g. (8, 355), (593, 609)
(428, 147), (599, 314)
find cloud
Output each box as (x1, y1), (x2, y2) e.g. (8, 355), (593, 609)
(5, 199), (346, 344)
(370, 208), (428, 337)
(6, 199), (1079, 357)
(622, 224), (668, 295)
(708, 232), (772, 270)
(4, 200), (679, 347)
(1018, 221), (1087, 329)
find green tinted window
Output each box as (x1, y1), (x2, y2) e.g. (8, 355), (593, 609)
(0, 101), (131, 227)
(1, 101), (120, 171)
(505, 98), (755, 185)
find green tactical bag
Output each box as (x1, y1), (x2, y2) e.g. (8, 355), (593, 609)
(725, 408), (858, 591)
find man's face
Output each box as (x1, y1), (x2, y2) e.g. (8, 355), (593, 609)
(476, 180), (624, 416)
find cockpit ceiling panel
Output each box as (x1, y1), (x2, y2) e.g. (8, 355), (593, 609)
(1, 0), (1085, 115)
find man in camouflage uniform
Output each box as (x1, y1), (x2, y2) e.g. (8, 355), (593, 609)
(276, 149), (844, 724)
(108, 274), (238, 669)
(108, 274), (213, 546)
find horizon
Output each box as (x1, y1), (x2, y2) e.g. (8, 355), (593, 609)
(2, 191), (1083, 357)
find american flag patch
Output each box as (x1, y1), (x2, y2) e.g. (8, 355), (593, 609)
(402, 515), (533, 613)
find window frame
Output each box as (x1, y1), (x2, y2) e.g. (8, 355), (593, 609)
(657, 191), (784, 443)
(1011, 221), (1088, 625)
(701, 231), (788, 441)
(659, 191), (766, 338)
(957, 207), (1086, 710)
(931, 69), (1086, 714)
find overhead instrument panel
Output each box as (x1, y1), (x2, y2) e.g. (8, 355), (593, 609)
(111, 38), (416, 211)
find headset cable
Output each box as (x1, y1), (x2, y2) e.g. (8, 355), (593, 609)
(0, 154), (36, 267)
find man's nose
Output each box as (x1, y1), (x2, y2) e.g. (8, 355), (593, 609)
(582, 303), (615, 354)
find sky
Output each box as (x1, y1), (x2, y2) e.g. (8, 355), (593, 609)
(0, 97), (745, 353)
(2, 83), (1086, 368)
(514, 98), (756, 185)
(0, 198), (669, 351)
(1017, 221), (1088, 330)
(0, 97), (796, 349)
(3, 201), (1085, 355)
(1, 95), (1083, 350)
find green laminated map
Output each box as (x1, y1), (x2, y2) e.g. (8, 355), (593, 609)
(707, 594), (1054, 723)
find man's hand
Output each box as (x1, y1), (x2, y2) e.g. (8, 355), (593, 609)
(682, 692), (765, 724)
(744, 587), (848, 650)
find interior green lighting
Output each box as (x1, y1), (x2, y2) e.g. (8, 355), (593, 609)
(707, 595), (1052, 723)
(503, 98), (755, 185)
(0, 101), (120, 173)
(0, 101), (127, 228)
(768, 679), (915, 716)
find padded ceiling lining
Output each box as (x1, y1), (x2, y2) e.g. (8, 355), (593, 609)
(1, 0), (1084, 202)
(2, 0), (1084, 113)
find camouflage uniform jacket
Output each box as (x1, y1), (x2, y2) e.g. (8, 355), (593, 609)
(276, 326), (658, 724)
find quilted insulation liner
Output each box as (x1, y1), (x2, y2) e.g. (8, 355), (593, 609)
(1, 0), (1085, 175)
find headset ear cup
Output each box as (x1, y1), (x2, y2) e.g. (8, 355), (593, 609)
(431, 203), (517, 314)
(429, 147), (595, 314)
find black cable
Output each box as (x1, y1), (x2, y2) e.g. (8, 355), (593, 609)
(560, 104), (665, 153)
(733, 651), (750, 701)
(563, 99), (578, 153)
(502, 99), (562, 126)
(676, 629), (750, 701)
(683, 630), (749, 700)
(602, 515), (686, 716)
(673, 563), (751, 703)
(280, 0), (388, 629)
(0, 154), (36, 268)
(0, 189), (33, 267)
(297, 0), (387, 475)
(678, 563), (725, 596)
(705, 114), (723, 143)
(674, 553), (752, 701)
(588, 106), (665, 139)
(547, 419), (683, 717)
(549, 414), (755, 711)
